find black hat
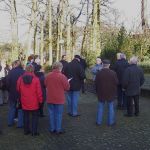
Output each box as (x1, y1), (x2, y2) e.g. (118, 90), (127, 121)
(102, 59), (110, 64)
(74, 55), (81, 59)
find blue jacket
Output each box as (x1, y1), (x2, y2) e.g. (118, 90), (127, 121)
(6, 66), (25, 103)
(91, 64), (103, 80)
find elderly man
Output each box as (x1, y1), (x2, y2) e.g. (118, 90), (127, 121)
(114, 53), (129, 109)
(91, 57), (103, 81)
(95, 60), (118, 126)
(122, 56), (145, 117)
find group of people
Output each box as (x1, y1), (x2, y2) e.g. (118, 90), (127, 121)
(91, 53), (144, 126)
(0, 52), (145, 136)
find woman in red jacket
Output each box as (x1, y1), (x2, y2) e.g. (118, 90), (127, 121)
(45, 62), (70, 134)
(17, 64), (43, 136)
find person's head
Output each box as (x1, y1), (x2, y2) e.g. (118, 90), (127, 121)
(35, 58), (41, 65)
(120, 53), (126, 59)
(96, 57), (101, 65)
(102, 59), (111, 68)
(25, 64), (34, 73)
(28, 55), (34, 63)
(117, 53), (122, 60)
(129, 56), (138, 65)
(74, 55), (81, 62)
(12, 60), (21, 68)
(52, 62), (63, 72)
(62, 55), (67, 61)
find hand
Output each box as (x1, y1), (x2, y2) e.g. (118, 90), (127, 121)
(68, 78), (73, 82)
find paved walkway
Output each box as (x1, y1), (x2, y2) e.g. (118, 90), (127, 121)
(0, 93), (150, 150)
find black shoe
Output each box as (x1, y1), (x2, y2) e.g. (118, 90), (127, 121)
(71, 114), (81, 117)
(135, 113), (139, 117)
(67, 113), (72, 116)
(24, 131), (31, 135)
(124, 114), (133, 117)
(56, 130), (65, 134)
(108, 123), (116, 127)
(32, 132), (40, 136)
(49, 130), (56, 134)
(96, 122), (101, 126)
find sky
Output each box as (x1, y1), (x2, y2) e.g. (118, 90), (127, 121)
(0, 0), (149, 43)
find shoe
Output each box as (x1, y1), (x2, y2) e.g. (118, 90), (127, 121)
(67, 113), (72, 116)
(135, 113), (139, 117)
(71, 114), (81, 117)
(124, 114), (133, 117)
(108, 123), (116, 127)
(24, 131), (31, 135)
(56, 129), (65, 134)
(32, 132), (40, 136)
(96, 122), (101, 126)
(49, 130), (56, 134)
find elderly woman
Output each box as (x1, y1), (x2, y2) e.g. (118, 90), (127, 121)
(45, 62), (70, 134)
(17, 64), (43, 136)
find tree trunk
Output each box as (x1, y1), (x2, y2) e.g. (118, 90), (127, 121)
(40, 16), (44, 65)
(11, 0), (19, 60)
(91, 0), (101, 55)
(56, 0), (64, 61)
(48, 0), (53, 65)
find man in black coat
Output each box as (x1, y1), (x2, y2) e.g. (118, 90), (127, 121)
(79, 56), (87, 93)
(64, 55), (85, 117)
(122, 56), (145, 117)
(60, 55), (68, 74)
(114, 53), (129, 109)
(6, 60), (25, 127)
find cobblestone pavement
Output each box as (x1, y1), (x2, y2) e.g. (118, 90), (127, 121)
(0, 93), (150, 150)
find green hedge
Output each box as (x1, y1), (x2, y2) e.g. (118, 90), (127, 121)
(139, 62), (150, 74)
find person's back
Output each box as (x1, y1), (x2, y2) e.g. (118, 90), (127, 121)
(96, 68), (118, 101)
(7, 66), (25, 102)
(18, 72), (42, 110)
(114, 58), (129, 84)
(65, 58), (85, 91)
(123, 64), (145, 96)
(45, 69), (69, 104)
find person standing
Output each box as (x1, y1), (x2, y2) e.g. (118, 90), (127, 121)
(45, 62), (70, 134)
(91, 57), (103, 81)
(60, 55), (68, 74)
(122, 56), (145, 117)
(79, 56), (87, 94)
(95, 60), (118, 126)
(6, 60), (25, 127)
(17, 64), (43, 135)
(35, 64), (46, 117)
(64, 55), (85, 117)
(113, 53), (129, 109)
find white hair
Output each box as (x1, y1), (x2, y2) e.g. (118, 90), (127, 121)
(129, 56), (138, 64)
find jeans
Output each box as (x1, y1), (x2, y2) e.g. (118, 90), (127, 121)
(126, 95), (139, 116)
(117, 85), (126, 108)
(67, 91), (80, 116)
(17, 109), (24, 127)
(96, 101), (115, 125)
(23, 110), (38, 134)
(47, 104), (64, 132)
(8, 102), (16, 126)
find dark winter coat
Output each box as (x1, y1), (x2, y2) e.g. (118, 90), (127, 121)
(35, 71), (46, 101)
(95, 68), (118, 101)
(64, 59), (85, 91)
(60, 60), (68, 74)
(6, 66), (25, 104)
(113, 59), (129, 85)
(122, 64), (145, 96)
